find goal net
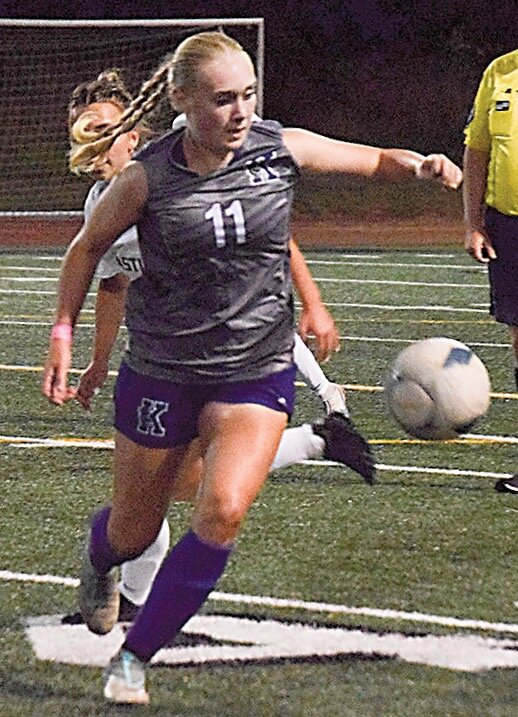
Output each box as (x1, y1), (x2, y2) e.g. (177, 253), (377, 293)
(0, 18), (264, 217)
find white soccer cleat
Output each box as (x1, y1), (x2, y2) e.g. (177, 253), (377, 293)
(104, 648), (150, 705)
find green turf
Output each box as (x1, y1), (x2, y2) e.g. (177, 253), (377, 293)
(0, 248), (516, 716)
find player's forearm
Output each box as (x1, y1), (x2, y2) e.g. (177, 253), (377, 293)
(289, 238), (322, 308)
(462, 146), (490, 232)
(91, 277), (128, 362)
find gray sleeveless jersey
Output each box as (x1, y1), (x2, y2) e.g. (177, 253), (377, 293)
(125, 121), (299, 383)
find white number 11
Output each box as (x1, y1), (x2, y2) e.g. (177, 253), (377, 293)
(205, 200), (246, 247)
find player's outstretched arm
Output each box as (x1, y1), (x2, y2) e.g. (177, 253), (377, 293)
(283, 128), (462, 189)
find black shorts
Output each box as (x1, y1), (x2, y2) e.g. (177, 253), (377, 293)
(485, 207), (518, 327)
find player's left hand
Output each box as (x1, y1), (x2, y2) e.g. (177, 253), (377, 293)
(416, 154), (463, 189)
(76, 359), (109, 410)
(297, 302), (340, 362)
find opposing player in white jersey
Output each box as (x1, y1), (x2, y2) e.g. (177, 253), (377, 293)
(62, 70), (372, 624)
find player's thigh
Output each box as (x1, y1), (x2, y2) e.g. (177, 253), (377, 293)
(109, 430), (190, 554)
(170, 437), (204, 501)
(193, 402), (287, 543)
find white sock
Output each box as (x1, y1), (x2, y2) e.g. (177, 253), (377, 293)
(271, 424), (325, 470)
(119, 519), (170, 606)
(293, 333), (330, 395)
(293, 333), (349, 416)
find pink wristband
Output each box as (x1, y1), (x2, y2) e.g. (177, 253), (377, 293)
(51, 323), (73, 341)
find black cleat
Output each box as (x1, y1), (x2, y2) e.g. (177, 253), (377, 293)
(61, 593), (140, 625)
(495, 474), (518, 494)
(312, 412), (376, 484)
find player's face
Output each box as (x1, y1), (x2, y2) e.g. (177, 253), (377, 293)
(81, 102), (139, 180)
(180, 50), (257, 157)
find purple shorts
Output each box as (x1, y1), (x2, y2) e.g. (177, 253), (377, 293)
(485, 207), (518, 327)
(113, 361), (296, 448)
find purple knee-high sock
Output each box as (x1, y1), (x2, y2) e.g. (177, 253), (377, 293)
(89, 505), (126, 574)
(123, 529), (232, 663)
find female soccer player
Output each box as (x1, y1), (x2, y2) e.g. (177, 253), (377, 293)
(61, 70), (369, 624)
(42, 32), (461, 704)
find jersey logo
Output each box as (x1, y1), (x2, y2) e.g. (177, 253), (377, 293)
(136, 398), (169, 437)
(116, 255), (144, 274)
(245, 150), (280, 185)
(495, 100), (510, 111)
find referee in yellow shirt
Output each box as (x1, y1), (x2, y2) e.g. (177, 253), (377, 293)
(463, 49), (518, 493)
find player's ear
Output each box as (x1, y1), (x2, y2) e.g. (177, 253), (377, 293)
(170, 85), (188, 113)
(128, 129), (140, 153)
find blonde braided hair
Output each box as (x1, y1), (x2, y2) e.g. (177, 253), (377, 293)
(69, 31), (245, 176)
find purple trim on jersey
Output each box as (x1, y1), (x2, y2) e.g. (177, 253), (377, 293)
(485, 207), (518, 327)
(113, 361), (296, 448)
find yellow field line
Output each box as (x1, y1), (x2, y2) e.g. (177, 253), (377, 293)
(2, 433), (516, 448)
(370, 436), (517, 446)
(2, 365), (517, 400)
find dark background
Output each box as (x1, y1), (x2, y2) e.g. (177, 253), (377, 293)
(1, 0), (516, 157)
(0, 0), (516, 214)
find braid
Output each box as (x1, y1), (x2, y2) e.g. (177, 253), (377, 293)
(69, 31), (249, 175)
(69, 64), (169, 175)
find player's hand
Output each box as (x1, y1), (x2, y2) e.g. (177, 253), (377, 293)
(465, 228), (497, 264)
(41, 337), (77, 405)
(76, 360), (109, 410)
(297, 302), (340, 362)
(416, 154), (463, 189)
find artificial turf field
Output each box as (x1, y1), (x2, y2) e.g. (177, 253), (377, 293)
(0, 247), (516, 716)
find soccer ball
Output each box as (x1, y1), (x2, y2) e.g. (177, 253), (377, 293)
(384, 337), (491, 440)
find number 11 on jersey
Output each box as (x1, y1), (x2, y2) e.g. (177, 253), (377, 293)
(205, 200), (246, 247)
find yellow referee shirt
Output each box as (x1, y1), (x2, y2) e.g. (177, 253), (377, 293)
(464, 49), (518, 216)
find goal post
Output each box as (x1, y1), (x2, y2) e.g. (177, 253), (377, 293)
(0, 18), (264, 221)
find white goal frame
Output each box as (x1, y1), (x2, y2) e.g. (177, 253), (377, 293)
(0, 17), (265, 219)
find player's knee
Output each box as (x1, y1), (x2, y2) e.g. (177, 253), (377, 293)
(194, 495), (247, 545)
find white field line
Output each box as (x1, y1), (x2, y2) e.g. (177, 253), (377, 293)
(306, 259), (485, 272)
(1, 568), (517, 634)
(0, 277), (58, 282)
(1, 435), (515, 478)
(3, 296), (490, 312)
(0, 321), (96, 328)
(0, 289), (96, 296)
(0, 256), (63, 261)
(0, 321), (510, 349)
(413, 253), (459, 258)
(0, 276), (486, 288)
(302, 459), (514, 480)
(316, 302), (487, 313)
(0, 265), (60, 272)
(339, 334), (510, 348)
(316, 278), (486, 288)
(305, 253), (461, 260)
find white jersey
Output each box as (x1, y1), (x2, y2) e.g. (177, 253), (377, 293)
(84, 181), (143, 280)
